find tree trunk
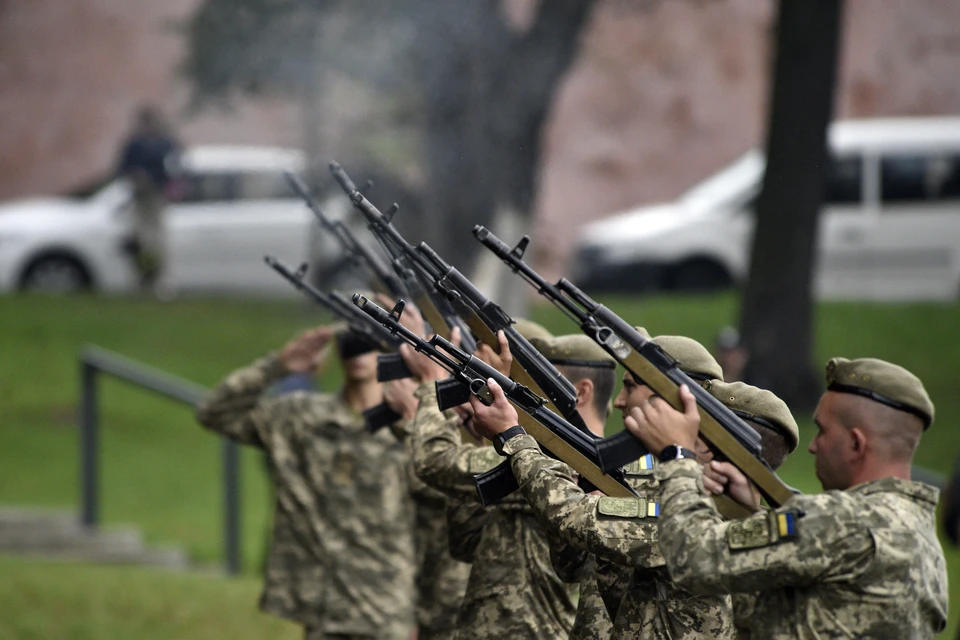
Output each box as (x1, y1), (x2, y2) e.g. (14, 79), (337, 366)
(738, 0), (845, 411)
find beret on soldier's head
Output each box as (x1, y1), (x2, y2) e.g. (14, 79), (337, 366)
(705, 380), (799, 452)
(825, 357), (935, 428)
(529, 334), (615, 369)
(512, 318), (554, 342)
(651, 335), (724, 382)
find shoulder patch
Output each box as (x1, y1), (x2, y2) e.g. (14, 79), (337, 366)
(726, 508), (802, 551)
(468, 446), (502, 473)
(597, 496), (659, 518)
(623, 454), (656, 476)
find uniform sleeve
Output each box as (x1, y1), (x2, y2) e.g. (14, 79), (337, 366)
(195, 353), (290, 447)
(595, 555), (633, 622)
(410, 382), (485, 498)
(503, 435), (662, 568)
(657, 459), (875, 595)
(550, 542), (590, 583)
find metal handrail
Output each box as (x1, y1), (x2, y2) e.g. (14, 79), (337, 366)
(78, 345), (241, 575)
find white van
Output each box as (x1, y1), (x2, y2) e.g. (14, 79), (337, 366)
(572, 117), (960, 301)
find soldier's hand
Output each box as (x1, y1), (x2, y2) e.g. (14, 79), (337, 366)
(383, 378), (421, 421)
(703, 461), (761, 512)
(280, 326), (335, 374)
(470, 378), (519, 439)
(624, 384), (699, 455)
(474, 330), (512, 377)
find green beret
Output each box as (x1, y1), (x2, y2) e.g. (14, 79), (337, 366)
(704, 380), (799, 452)
(529, 334), (615, 369)
(825, 357), (934, 428)
(651, 335), (724, 382)
(512, 318), (554, 342)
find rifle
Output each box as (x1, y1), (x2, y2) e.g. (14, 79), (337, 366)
(354, 295), (640, 504)
(329, 162), (634, 502)
(325, 165), (478, 356)
(264, 255), (409, 432)
(473, 226), (798, 509)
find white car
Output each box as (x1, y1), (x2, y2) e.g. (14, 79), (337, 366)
(572, 117), (960, 301)
(0, 145), (337, 295)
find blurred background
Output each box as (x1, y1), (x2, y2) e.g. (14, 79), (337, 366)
(1, 0), (959, 638)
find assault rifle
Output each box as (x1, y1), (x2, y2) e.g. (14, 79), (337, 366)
(323, 166), (478, 356)
(330, 161), (639, 503)
(284, 171), (406, 298)
(353, 295), (640, 504)
(264, 255), (409, 432)
(473, 226), (798, 509)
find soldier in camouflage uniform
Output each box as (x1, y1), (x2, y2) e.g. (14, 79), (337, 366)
(623, 356), (948, 639)
(196, 325), (416, 640)
(403, 326), (602, 640)
(382, 377), (472, 640)
(470, 335), (799, 640)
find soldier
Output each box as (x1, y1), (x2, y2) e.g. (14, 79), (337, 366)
(196, 325), (416, 640)
(469, 336), (798, 640)
(397, 326), (616, 639)
(624, 357), (948, 638)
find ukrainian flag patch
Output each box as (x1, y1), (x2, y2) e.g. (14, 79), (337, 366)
(638, 454), (654, 470)
(647, 502), (660, 518)
(776, 510), (799, 539)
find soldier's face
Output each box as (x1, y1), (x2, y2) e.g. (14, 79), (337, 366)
(809, 392), (853, 491)
(614, 372), (655, 418)
(342, 350), (379, 383)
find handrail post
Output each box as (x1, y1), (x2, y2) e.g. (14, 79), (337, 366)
(79, 361), (99, 529)
(223, 439), (241, 575)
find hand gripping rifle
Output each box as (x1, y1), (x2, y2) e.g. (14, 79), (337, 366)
(264, 255), (410, 432)
(353, 295), (640, 505)
(473, 226), (799, 510)
(325, 164), (478, 357)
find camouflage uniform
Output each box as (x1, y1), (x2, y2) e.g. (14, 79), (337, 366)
(196, 354), (415, 640)
(500, 434), (734, 640)
(411, 383), (577, 640)
(658, 458), (948, 638)
(389, 419), (472, 640)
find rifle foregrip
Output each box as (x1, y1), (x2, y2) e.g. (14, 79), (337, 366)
(595, 430), (650, 474)
(436, 378), (472, 411)
(473, 460), (521, 505)
(377, 354), (413, 382)
(363, 402), (403, 433)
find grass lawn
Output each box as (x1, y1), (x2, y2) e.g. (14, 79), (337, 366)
(1, 292), (959, 637)
(0, 555), (299, 640)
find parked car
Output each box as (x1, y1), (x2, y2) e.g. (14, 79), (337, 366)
(572, 117), (960, 301)
(0, 145), (332, 295)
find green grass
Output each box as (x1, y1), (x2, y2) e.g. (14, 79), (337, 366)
(1, 292), (959, 637)
(0, 555), (299, 640)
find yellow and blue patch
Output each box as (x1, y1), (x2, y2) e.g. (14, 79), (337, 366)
(647, 501), (660, 518)
(638, 454), (655, 471)
(777, 511), (798, 539)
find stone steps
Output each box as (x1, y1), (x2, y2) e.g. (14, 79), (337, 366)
(0, 507), (188, 569)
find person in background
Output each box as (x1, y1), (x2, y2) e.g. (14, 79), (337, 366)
(116, 105), (181, 293)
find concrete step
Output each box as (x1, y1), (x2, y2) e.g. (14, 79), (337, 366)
(0, 507), (188, 570)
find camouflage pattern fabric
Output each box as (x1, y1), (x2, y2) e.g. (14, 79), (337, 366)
(568, 555), (614, 640)
(196, 354), (415, 639)
(389, 417), (471, 640)
(446, 498), (490, 563)
(657, 458), (949, 639)
(410, 383), (577, 639)
(500, 434), (735, 639)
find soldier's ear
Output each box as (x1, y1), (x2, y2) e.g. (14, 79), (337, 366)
(849, 426), (868, 458)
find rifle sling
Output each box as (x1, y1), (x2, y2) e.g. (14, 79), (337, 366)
(617, 350), (795, 507)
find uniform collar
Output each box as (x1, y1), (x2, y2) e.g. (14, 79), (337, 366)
(848, 476), (940, 507)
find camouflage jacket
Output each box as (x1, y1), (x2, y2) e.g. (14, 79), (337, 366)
(658, 459), (948, 639)
(195, 354), (415, 639)
(389, 417), (472, 640)
(411, 383), (577, 640)
(501, 434), (735, 639)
